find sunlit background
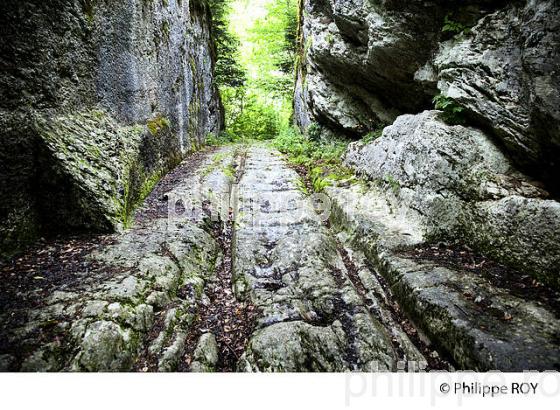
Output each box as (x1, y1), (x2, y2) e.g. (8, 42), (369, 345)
(212, 0), (298, 142)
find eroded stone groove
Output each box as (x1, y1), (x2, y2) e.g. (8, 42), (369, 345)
(336, 244), (451, 370)
(233, 145), (426, 372)
(181, 148), (259, 372)
(326, 179), (560, 371)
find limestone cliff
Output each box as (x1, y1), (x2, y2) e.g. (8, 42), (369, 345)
(295, 0), (559, 183)
(0, 0), (223, 258)
(295, 0), (560, 289)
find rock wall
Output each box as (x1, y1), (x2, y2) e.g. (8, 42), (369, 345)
(295, 0), (560, 289)
(344, 111), (560, 289)
(0, 0), (223, 258)
(295, 0), (559, 187)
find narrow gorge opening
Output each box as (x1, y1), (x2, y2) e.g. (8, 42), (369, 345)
(210, 0), (297, 144)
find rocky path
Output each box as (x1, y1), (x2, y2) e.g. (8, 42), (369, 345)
(1, 143), (558, 371)
(233, 146), (430, 371)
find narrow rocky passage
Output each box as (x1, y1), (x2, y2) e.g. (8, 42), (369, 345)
(1, 143), (558, 372)
(0, 143), (431, 371)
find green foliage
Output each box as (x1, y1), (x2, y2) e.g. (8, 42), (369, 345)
(227, 96), (280, 141)
(273, 127), (354, 192)
(306, 122), (322, 142)
(221, 92), (279, 142)
(295, 177), (309, 196)
(208, 0), (247, 88)
(206, 131), (237, 146)
(310, 166), (331, 192)
(146, 115), (171, 135)
(433, 94), (465, 125)
(362, 124), (386, 144)
(161, 20), (170, 39)
(442, 14), (470, 36)
(223, 164), (236, 179)
(213, 0), (297, 142)
(248, 0), (299, 86)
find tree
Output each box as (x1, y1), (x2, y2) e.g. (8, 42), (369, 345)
(208, 0), (247, 88)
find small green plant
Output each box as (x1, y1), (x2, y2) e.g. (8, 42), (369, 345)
(325, 33), (334, 45)
(310, 166), (331, 192)
(442, 14), (470, 36)
(223, 164), (236, 179)
(384, 175), (400, 194)
(306, 122), (322, 142)
(206, 132), (238, 146)
(295, 177), (310, 196)
(362, 124), (386, 144)
(433, 94), (465, 125)
(82, 0), (95, 25)
(272, 126), (355, 193)
(91, 109), (105, 120)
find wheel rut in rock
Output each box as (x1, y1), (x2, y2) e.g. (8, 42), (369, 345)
(0, 143), (479, 372)
(181, 147), (259, 372)
(231, 145), (431, 371)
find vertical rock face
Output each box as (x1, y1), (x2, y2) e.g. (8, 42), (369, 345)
(295, 0), (559, 187)
(0, 0), (223, 257)
(296, 0), (560, 288)
(294, 0), (501, 136)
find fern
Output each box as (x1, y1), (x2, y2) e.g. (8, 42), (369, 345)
(442, 14), (470, 36)
(433, 94), (465, 125)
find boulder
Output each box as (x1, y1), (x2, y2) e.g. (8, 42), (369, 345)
(344, 111), (560, 289)
(434, 0), (560, 188)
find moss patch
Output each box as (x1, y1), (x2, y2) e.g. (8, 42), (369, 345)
(147, 115), (171, 136)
